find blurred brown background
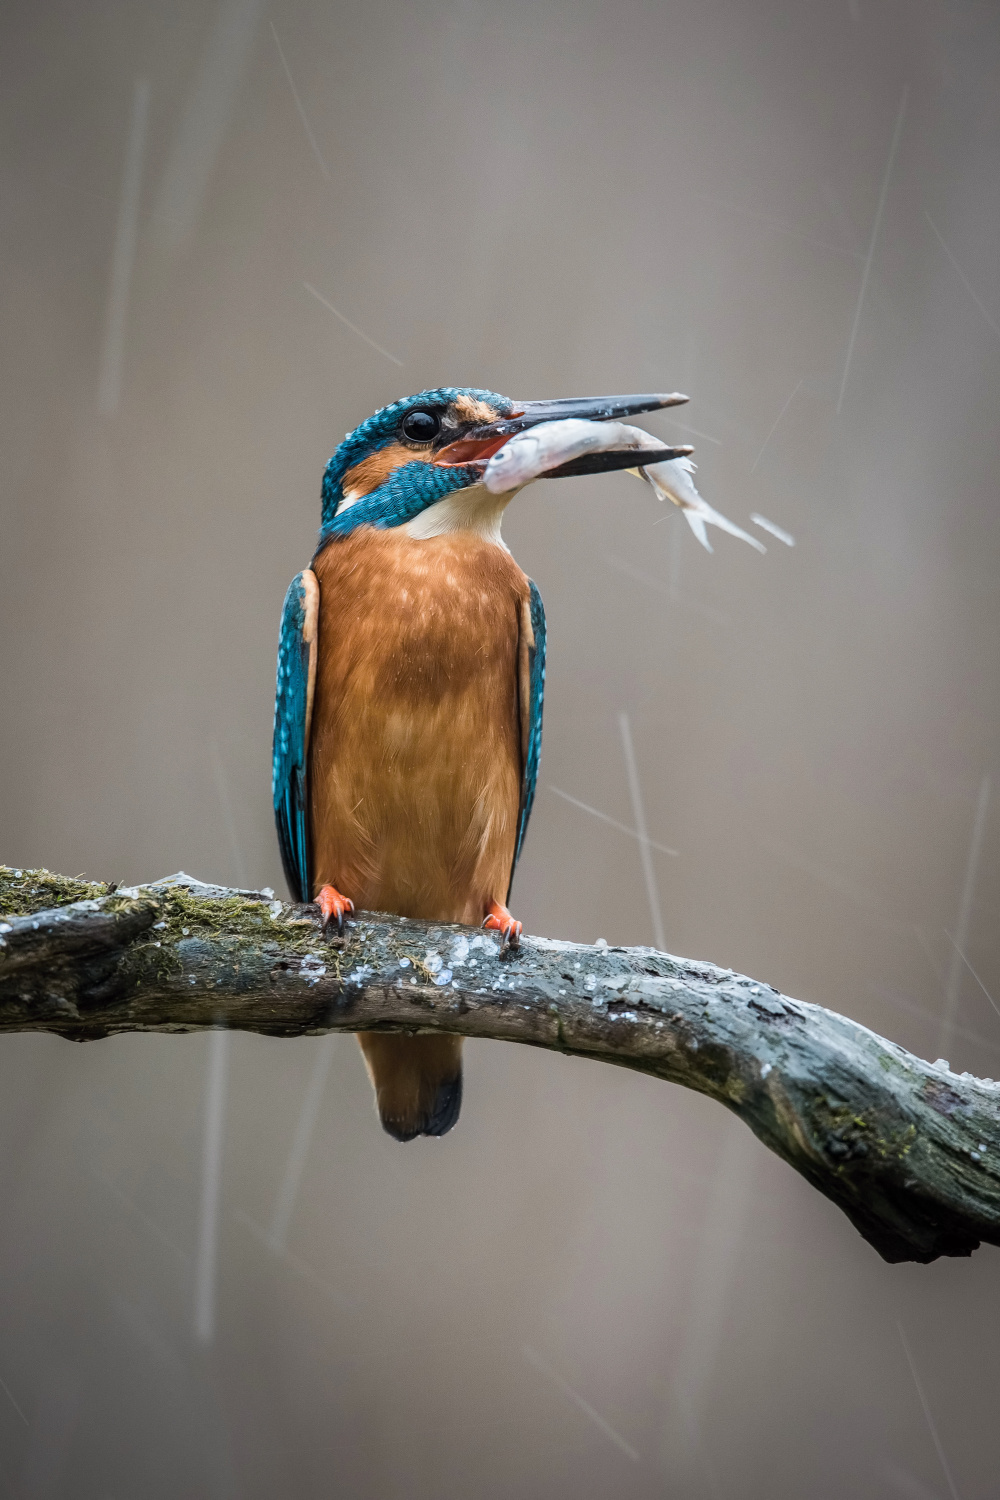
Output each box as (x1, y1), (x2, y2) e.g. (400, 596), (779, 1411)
(2, 0), (999, 1494)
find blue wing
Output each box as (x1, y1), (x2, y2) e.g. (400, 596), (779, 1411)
(272, 570), (319, 903)
(509, 579), (546, 897)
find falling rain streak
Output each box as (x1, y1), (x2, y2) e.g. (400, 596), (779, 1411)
(236, 1209), (351, 1308)
(269, 22), (332, 182)
(606, 552), (730, 624)
(209, 735), (249, 888)
(897, 1325), (962, 1500)
(924, 212), (1000, 340)
(303, 282), (404, 366)
(267, 1035), (337, 1254)
(750, 379), (802, 472)
(618, 712), (667, 951)
(837, 87), (909, 412)
(98, 79), (150, 415)
(944, 932), (1000, 1022)
(0, 1372), (28, 1427)
(549, 784), (679, 856)
(152, 0), (268, 251)
(522, 1346), (640, 1463)
(940, 775), (991, 1053)
(194, 1029), (231, 1344)
(662, 1122), (757, 1495)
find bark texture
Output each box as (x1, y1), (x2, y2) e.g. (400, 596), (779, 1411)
(2, 865), (999, 1266)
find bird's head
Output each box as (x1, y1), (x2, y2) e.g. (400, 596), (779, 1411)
(317, 387), (692, 550)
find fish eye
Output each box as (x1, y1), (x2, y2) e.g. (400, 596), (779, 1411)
(401, 409), (441, 443)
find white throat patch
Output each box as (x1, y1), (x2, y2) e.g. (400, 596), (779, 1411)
(401, 481), (522, 548)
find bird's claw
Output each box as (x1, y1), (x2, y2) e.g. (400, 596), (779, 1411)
(483, 902), (522, 952)
(315, 884), (354, 935)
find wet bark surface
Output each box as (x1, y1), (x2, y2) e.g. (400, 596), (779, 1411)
(3, 865), (999, 1265)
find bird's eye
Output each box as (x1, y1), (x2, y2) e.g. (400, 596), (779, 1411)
(401, 409), (441, 443)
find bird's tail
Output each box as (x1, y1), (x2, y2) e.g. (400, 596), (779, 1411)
(356, 1034), (463, 1140)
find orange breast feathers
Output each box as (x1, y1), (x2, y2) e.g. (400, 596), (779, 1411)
(309, 525), (532, 926)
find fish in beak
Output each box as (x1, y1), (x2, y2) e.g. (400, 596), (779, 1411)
(434, 391), (766, 553)
(433, 392), (691, 476)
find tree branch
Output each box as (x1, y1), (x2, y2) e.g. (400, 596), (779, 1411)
(3, 864), (999, 1265)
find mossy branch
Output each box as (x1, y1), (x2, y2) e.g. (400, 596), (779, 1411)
(3, 864), (999, 1266)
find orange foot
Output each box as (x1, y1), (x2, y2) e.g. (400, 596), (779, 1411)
(483, 900), (522, 951)
(315, 884), (355, 934)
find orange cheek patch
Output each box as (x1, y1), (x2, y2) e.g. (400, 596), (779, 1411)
(343, 443), (431, 497)
(452, 394), (500, 424)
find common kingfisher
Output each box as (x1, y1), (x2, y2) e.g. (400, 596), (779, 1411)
(272, 387), (757, 1141)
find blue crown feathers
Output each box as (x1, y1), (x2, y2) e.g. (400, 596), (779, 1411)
(318, 387), (512, 543)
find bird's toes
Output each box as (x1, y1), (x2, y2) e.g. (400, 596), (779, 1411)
(483, 903), (522, 952)
(316, 884), (354, 934)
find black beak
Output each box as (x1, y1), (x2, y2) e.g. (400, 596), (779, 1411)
(494, 391), (688, 437)
(433, 392), (691, 471)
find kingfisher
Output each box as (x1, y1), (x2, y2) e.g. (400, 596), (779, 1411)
(272, 386), (762, 1141)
